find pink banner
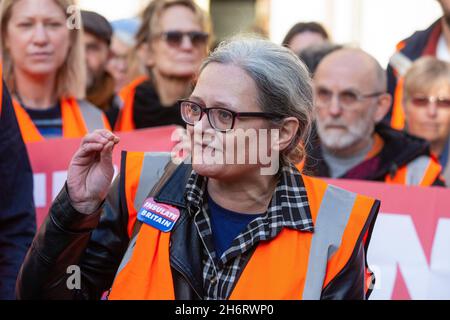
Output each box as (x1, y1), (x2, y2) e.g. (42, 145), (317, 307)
(324, 179), (450, 300)
(26, 130), (450, 299)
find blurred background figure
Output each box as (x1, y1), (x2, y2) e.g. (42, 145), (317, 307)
(108, 18), (147, 98)
(282, 21), (329, 55)
(298, 42), (342, 76)
(115, 0), (211, 132)
(403, 57), (450, 183)
(0, 0), (110, 143)
(386, 0), (450, 130)
(81, 10), (120, 128)
(302, 48), (445, 187)
(107, 31), (138, 94)
(0, 71), (35, 300)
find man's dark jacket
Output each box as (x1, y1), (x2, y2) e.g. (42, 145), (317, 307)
(0, 81), (36, 299)
(385, 19), (442, 123)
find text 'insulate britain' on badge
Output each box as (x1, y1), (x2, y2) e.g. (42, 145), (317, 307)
(137, 197), (180, 232)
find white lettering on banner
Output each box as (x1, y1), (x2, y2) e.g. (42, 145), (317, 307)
(429, 219), (450, 299)
(52, 171), (68, 201)
(33, 174), (46, 207)
(368, 214), (450, 300)
(32, 165), (119, 208)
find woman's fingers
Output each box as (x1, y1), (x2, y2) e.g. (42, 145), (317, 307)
(96, 129), (120, 144)
(76, 131), (120, 158)
(100, 140), (116, 164)
(83, 131), (109, 145)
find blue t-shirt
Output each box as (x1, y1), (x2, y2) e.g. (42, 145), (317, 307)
(207, 194), (265, 259)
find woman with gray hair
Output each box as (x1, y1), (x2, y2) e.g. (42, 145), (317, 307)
(17, 37), (380, 300)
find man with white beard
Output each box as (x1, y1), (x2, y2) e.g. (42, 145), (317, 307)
(302, 48), (445, 186)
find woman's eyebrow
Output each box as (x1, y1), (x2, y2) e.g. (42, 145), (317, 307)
(188, 96), (204, 104)
(188, 96), (236, 110)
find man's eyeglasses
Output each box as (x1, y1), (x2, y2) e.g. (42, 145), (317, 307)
(157, 31), (209, 48)
(410, 95), (450, 108)
(179, 100), (282, 132)
(315, 87), (384, 110)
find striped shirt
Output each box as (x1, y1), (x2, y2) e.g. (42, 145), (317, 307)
(184, 164), (314, 300)
(23, 103), (62, 138)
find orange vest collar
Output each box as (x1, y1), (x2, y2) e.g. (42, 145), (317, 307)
(12, 97), (89, 143)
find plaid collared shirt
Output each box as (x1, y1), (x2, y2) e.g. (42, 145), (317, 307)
(184, 164), (315, 300)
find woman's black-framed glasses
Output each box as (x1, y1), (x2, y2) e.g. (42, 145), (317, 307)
(179, 99), (282, 132)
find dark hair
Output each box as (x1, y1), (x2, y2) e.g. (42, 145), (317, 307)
(282, 22), (329, 47)
(298, 42), (343, 76)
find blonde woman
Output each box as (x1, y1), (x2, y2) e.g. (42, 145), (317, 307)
(403, 57), (450, 184)
(115, 0), (211, 131)
(0, 0), (110, 143)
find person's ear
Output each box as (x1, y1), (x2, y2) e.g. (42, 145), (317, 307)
(275, 117), (300, 153)
(374, 93), (393, 123)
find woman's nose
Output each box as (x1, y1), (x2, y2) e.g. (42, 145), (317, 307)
(426, 102), (438, 117)
(32, 23), (50, 45)
(179, 36), (194, 51)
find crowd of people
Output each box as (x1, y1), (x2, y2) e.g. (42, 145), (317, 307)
(1, 0), (450, 300)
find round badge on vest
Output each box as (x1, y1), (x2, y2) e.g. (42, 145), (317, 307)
(137, 197), (181, 232)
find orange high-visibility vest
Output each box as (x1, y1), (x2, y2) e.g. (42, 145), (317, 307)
(391, 76), (406, 130)
(114, 76), (149, 132)
(389, 40), (407, 130)
(385, 155), (442, 186)
(297, 158), (441, 187)
(12, 97), (111, 143)
(108, 152), (379, 300)
(297, 135), (441, 187)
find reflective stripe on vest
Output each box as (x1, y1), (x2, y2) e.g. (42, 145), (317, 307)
(122, 151), (173, 237)
(108, 154), (378, 300)
(385, 155), (442, 186)
(115, 76), (149, 132)
(391, 76), (406, 130)
(77, 99), (110, 133)
(12, 97), (110, 143)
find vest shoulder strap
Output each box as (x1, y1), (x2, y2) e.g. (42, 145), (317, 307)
(112, 152), (177, 290)
(122, 151), (181, 238)
(389, 51), (412, 76)
(129, 152), (179, 240)
(77, 99), (107, 132)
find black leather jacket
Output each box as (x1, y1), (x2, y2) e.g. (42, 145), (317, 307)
(16, 162), (369, 300)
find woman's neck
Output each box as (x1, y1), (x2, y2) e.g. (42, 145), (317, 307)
(431, 138), (449, 158)
(152, 71), (192, 106)
(207, 168), (278, 215)
(14, 69), (58, 110)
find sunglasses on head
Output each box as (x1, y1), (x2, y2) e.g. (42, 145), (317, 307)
(158, 31), (209, 48)
(410, 96), (450, 108)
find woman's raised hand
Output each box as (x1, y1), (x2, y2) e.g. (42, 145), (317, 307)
(67, 130), (120, 214)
